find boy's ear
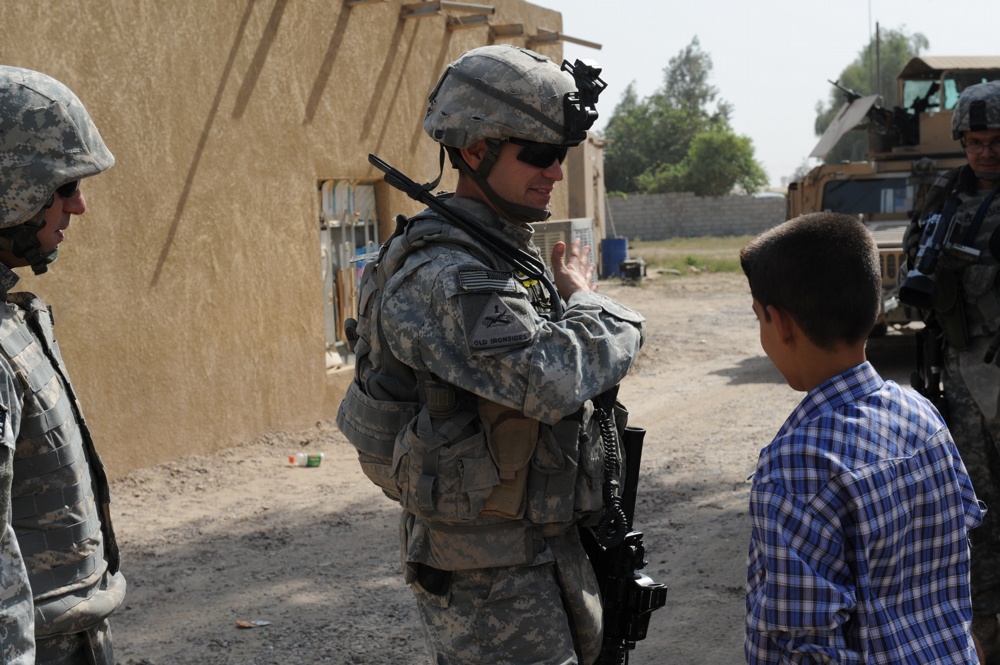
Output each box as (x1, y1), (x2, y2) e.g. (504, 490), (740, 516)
(766, 305), (796, 345)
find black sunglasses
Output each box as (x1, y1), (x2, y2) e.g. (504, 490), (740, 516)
(56, 180), (79, 198)
(508, 138), (569, 168)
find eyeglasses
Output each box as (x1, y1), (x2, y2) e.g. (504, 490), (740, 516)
(508, 138), (569, 168)
(56, 180), (79, 198)
(962, 139), (1000, 155)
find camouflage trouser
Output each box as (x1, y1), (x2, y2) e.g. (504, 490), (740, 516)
(945, 347), (1000, 615)
(35, 619), (114, 665)
(412, 559), (578, 665)
(0, 527), (34, 665)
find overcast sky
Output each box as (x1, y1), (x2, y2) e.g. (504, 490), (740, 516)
(534, 0), (998, 189)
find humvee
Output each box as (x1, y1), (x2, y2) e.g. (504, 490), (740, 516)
(786, 55), (1000, 334)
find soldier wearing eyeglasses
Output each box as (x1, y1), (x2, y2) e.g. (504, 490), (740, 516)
(904, 80), (1000, 663)
(337, 45), (646, 664)
(0, 66), (125, 664)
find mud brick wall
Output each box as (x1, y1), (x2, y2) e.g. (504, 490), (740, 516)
(607, 192), (786, 240)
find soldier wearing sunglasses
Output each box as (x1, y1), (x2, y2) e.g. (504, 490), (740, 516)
(0, 66), (124, 664)
(903, 80), (1000, 663)
(337, 45), (646, 664)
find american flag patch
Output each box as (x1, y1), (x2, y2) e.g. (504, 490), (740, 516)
(458, 269), (518, 292)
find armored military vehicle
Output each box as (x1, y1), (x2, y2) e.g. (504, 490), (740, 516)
(787, 56), (1000, 334)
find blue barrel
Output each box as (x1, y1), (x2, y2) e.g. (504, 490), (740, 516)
(600, 238), (628, 278)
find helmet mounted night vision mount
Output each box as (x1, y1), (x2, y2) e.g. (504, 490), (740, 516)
(561, 58), (606, 145)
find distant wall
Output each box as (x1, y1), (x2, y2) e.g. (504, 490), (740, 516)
(607, 192), (785, 239)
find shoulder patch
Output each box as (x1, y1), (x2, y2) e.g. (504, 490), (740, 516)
(459, 269), (518, 293)
(469, 293), (532, 350)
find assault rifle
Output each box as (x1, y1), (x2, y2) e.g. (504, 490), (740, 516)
(911, 321), (949, 421)
(583, 425), (668, 664)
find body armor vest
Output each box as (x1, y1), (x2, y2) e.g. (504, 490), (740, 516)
(913, 168), (1000, 348)
(0, 292), (124, 635)
(337, 213), (618, 571)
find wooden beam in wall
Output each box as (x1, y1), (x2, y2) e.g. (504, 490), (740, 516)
(489, 23), (524, 38)
(447, 14), (490, 30)
(527, 27), (602, 50)
(401, 1), (494, 19)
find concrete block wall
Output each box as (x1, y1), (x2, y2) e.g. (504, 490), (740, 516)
(607, 192), (786, 240)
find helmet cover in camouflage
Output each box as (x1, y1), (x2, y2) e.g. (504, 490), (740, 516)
(424, 45), (587, 149)
(0, 66), (114, 228)
(952, 80), (1000, 139)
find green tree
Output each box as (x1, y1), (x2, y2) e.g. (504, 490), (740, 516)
(603, 86), (702, 193)
(637, 129), (768, 196)
(814, 27), (928, 163)
(604, 37), (765, 195)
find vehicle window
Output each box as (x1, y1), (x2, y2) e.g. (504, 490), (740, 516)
(902, 80), (939, 114)
(822, 178), (911, 215)
(944, 71), (996, 110)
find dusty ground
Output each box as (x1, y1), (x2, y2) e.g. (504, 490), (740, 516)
(111, 271), (917, 664)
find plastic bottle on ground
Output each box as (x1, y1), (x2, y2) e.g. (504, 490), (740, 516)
(288, 452), (324, 467)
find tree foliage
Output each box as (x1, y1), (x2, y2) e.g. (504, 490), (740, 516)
(637, 129), (767, 196)
(814, 27), (928, 163)
(603, 37), (764, 196)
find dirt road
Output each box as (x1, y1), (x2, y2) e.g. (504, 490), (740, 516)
(112, 272), (917, 664)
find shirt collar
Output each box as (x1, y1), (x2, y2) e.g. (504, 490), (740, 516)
(777, 361), (883, 437)
(443, 196), (541, 259)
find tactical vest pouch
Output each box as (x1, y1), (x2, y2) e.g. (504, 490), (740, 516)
(932, 270), (971, 350)
(527, 422), (579, 524)
(336, 380), (419, 501)
(478, 399), (537, 519)
(963, 264), (1000, 330)
(395, 406), (498, 521)
(571, 406), (605, 516)
(526, 401), (604, 525)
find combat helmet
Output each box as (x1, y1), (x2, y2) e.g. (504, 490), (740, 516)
(423, 45), (605, 223)
(952, 80), (1000, 139)
(0, 65), (114, 272)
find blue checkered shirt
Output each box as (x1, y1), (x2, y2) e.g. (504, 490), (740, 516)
(746, 362), (984, 664)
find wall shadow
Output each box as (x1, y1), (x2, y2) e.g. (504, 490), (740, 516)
(407, 27), (457, 155)
(150, 0), (258, 287)
(302, 6), (353, 125)
(231, 0), (289, 120)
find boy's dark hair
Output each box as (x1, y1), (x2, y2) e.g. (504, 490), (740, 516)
(740, 212), (881, 349)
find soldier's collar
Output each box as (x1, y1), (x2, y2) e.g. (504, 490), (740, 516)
(0, 263), (19, 298)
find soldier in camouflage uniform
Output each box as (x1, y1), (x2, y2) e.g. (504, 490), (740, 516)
(338, 45), (645, 664)
(904, 80), (1000, 663)
(0, 66), (125, 664)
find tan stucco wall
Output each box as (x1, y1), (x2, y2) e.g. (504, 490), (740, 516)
(0, 0), (572, 478)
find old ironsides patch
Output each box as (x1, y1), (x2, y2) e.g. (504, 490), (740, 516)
(469, 292), (531, 350)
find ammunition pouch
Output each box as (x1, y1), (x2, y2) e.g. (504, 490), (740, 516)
(336, 380), (418, 501)
(395, 403), (494, 521)
(479, 399), (536, 519)
(932, 269), (970, 351)
(964, 264), (1000, 334)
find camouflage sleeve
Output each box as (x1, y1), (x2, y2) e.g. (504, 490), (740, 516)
(0, 359), (33, 665)
(0, 354), (22, 534)
(382, 250), (644, 424)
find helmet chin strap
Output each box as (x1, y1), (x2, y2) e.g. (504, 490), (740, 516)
(0, 206), (56, 275)
(449, 143), (552, 225)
